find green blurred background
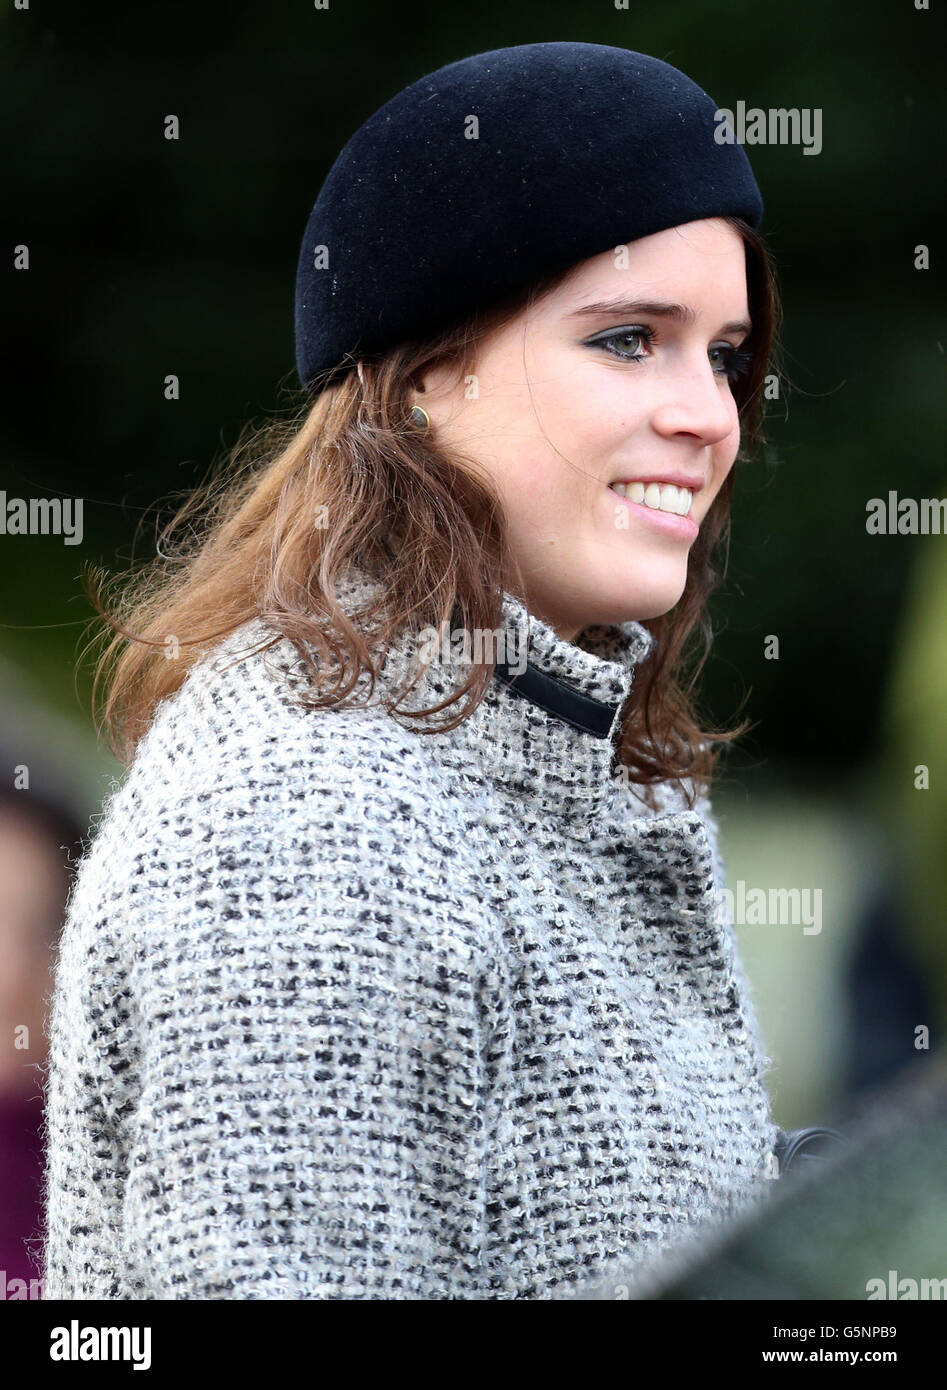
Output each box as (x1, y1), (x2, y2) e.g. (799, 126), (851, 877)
(2, 0), (944, 1131)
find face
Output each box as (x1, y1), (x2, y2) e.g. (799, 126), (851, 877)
(415, 218), (752, 641)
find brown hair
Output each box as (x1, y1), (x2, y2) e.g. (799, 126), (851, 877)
(85, 216), (782, 807)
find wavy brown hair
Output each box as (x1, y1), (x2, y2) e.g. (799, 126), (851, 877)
(86, 216), (782, 807)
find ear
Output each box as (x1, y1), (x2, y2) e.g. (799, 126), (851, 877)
(413, 359), (462, 404)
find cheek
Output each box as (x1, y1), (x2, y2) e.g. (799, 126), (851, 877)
(535, 372), (641, 474)
(578, 364), (653, 439)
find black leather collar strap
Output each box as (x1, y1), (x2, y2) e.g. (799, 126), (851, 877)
(492, 659), (620, 738)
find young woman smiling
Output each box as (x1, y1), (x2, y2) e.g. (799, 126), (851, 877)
(41, 42), (784, 1301)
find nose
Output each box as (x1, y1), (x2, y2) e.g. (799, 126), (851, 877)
(648, 352), (738, 449)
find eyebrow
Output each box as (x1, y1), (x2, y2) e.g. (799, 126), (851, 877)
(567, 297), (752, 338)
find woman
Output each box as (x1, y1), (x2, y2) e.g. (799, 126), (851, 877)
(40, 41), (784, 1300)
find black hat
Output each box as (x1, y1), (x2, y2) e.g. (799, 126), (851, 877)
(294, 41), (762, 395)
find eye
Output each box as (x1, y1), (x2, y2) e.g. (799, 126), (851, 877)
(585, 327), (654, 362)
(710, 343), (755, 382)
(585, 326), (756, 383)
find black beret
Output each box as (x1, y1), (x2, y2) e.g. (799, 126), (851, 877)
(294, 41), (763, 394)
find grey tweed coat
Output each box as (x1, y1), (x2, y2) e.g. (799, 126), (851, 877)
(40, 565), (779, 1299)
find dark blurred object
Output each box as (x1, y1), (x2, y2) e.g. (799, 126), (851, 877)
(562, 1054), (947, 1299)
(843, 856), (934, 1097)
(774, 1124), (846, 1174)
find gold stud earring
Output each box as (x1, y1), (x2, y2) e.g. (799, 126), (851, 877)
(409, 405), (430, 431)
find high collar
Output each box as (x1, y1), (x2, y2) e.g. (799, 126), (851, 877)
(331, 566), (657, 830)
(490, 588), (656, 737)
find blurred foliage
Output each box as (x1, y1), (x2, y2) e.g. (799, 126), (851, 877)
(1, 0), (943, 776)
(875, 522), (947, 1035)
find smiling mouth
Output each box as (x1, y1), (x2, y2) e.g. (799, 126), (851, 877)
(608, 480), (694, 517)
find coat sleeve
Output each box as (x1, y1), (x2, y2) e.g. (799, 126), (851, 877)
(40, 765), (491, 1300)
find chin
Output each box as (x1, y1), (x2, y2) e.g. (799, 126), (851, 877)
(595, 572), (687, 625)
(625, 600), (681, 622)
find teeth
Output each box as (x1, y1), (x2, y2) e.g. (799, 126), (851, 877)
(611, 481), (693, 516)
